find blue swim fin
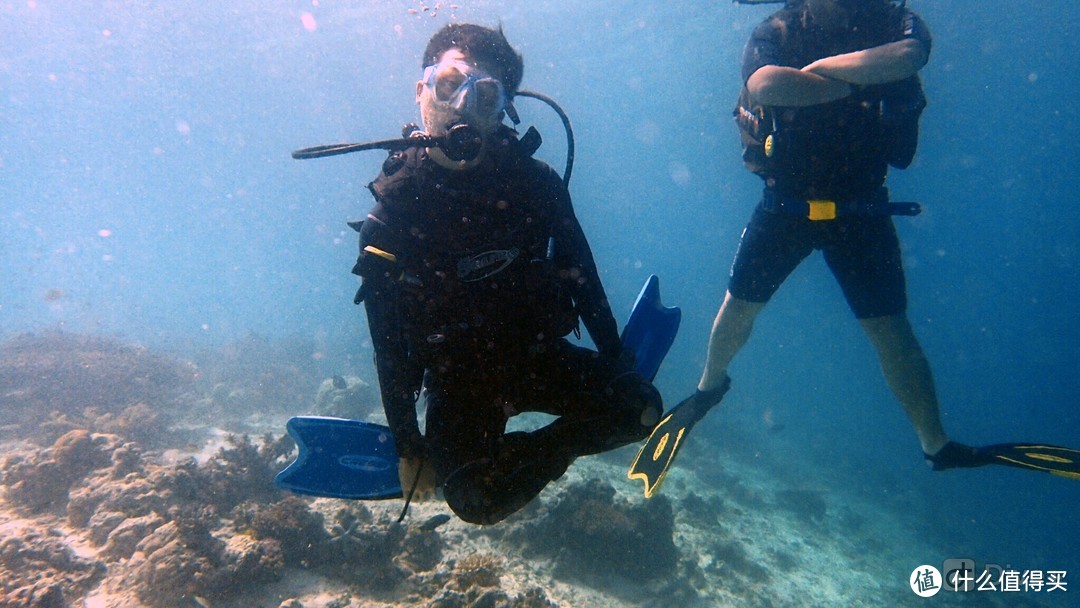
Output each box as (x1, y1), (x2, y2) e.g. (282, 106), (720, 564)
(275, 416), (404, 499)
(621, 275), (681, 382)
(275, 274), (681, 500)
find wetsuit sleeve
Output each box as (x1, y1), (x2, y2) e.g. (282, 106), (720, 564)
(741, 15), (785, 84)
(548, 170), (622, 357)
(901, 10), (932, 54)
(356, 218), (425, 460)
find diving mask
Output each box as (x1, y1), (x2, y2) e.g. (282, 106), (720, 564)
(422, 60), (509, 119)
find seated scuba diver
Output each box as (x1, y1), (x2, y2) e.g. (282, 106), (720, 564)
(345, 24), (662, 524)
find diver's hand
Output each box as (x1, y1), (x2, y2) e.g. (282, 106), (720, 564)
(398, 457), (439, 502)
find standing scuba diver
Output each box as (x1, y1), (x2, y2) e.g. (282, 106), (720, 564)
(630, 0), (1080, 497)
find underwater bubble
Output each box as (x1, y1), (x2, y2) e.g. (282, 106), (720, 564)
(669, 161), (691, 186)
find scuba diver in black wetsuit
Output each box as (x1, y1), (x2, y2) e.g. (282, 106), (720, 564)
(630, 0), (1080, 494)
(344, 24), (662, 524)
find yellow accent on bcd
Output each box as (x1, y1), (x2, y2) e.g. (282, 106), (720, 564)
(363, 245), (397, 262)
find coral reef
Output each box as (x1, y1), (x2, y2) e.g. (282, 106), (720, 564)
(2, 331), (911, 608)
(315, 507), (410, 590)
(418, 552), (505, 608)
(399, 517), (446, 573)
(234, 495), (328, 566)
(679, 491), (730, 527)
(426, 585), (560, 608)
(191, 333), (326, 423)
(125, 508), (286, 606)
(450, 552), (503, 590)
(68, 459), (170, 534)
(708, 540), (771, 583)
(0, 429), (315, 607)
(509, 479), (680, 586)
(194, 433), (296, 514)
(313, 375), (379, 420)
(0, 328), (1030, 608)
(0, 332), (195, 443)
(1, 430), (118, 514)
(0, 524), (106, 607)
(774, 488), (828, 525)
(99, 432), (308, 607)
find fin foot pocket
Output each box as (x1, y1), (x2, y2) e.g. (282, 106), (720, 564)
(924, 441), (989, 471)
(628, 374), (732, 498)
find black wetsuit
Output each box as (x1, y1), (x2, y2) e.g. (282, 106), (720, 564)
(354, 131), (660, 524)
(730, 1), (931, 318)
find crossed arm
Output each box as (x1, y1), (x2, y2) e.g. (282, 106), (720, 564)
(746, 38), (928, 107)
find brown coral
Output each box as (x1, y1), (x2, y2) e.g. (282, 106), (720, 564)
(316, 508), (408, 591)
(0, 524), (106, 607)
(509, 478), (679, 583)
(127, 519), (227, 603)
(197, 433), (295, 514)
(123, 504), (283, 607)
(399, 523), (446, 573)
(0, 332), (195, 442)
(233, 495), (328, 566)
(451, 553), (503, 590)
(1, 430), (117, 513)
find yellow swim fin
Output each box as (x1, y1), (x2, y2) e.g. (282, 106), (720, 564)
(928, 440), (1080, 480)
(628, 376), (730, 498)
(983, 443), (1080, 480)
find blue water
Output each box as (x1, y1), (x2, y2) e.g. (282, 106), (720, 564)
(3, 0), (1078, 602)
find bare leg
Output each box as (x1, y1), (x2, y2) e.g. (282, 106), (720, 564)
(698, 291), (766, 392)
(859, 314), (949, 455)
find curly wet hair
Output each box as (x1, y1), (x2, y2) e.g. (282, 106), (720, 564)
(422, 23), (524, 93)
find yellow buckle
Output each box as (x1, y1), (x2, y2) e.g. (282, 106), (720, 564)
(807, 199), (837, 221)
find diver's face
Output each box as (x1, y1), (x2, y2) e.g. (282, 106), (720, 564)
(416, 49), (507, 137)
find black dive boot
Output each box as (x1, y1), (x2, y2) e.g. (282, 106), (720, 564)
(443, 432), (572, 525)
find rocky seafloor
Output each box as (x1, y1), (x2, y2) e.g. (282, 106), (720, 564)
(0, 332), (1050, 608)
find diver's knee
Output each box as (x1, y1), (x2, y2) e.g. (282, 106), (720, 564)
(639, 399), (661, 429)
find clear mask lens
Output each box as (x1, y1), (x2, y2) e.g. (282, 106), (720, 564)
(423, 62), (508, 118)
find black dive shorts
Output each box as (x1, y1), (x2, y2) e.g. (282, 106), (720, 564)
(728, 203), (907, 319)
